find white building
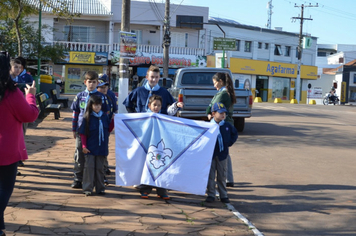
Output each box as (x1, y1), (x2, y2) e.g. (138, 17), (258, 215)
(205, 17), (318, 103)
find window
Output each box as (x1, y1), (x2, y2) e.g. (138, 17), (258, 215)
(296, 47), (300, 58)
(272, 77), (290, 100)
(171, 32), (188, 47)
(317, 51), (327, 57)
(64, 26), (95, 42)
(258, 42), (262, 49)
(285, 46), (291, 56)
(265, 43), (269, 49)
(244, 41), (252, 52)
(274, 45), (282, 55)
(235, 40), (240, 51)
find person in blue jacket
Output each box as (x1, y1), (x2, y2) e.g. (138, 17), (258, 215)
(123, 65), (179, 114)
(10, 57), (33, 83)
(70, 71), (109, 189)
(205, 102), (238, 204)
(79, 95), (114, 196)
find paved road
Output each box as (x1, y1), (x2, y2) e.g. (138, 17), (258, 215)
(228, 103), (356, 235)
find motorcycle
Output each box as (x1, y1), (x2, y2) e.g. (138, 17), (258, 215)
(323, 92), (339, 105)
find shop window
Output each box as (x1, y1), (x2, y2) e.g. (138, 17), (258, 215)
(272, 77), (290, 100)
(235, 40), (240, 51)
(285, 46), (291, 56)
(244, 41), (252, 52)
(274, 45), (282, 55)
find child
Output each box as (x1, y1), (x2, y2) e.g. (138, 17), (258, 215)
(79, 95), (114, 196)
(205, 102), (238, 204)
(70, 71), (108, 189)
(139, 94), (183, 200)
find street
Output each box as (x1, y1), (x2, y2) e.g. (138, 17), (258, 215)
(229, 103), (356, 235)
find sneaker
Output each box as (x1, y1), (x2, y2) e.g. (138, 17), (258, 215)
(18, 160), (24, 167)
(71, 181), (82, 189)
(226, 182), (234, 187)
(16, 171), (21, 176)
(140, 192), (149, 199)
(158, 194), (170, 200)
(105, 169), (111, 175)
(205, 196), (215, 203)
(104, 176), (109, 186)
(220, 198), (230, 203)
(83, 191), (91, 196)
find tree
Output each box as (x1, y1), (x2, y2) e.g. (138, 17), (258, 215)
(0, 0), (79, 57)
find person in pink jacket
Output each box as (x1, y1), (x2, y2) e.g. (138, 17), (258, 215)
(0, 52), (39, 236)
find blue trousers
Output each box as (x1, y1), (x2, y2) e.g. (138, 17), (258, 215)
(0, 162), (18, 230)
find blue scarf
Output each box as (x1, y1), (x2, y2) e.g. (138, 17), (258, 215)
(91, 110), (104, 146)
(219, 86), (226, 92)
(13, 69), (27, 83)
(210, 118), (225, 152)
(84, 88), (98, 112)
(144, 82), (160, 111)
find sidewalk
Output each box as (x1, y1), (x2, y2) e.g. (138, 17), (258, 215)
(5, 97), (253, 236)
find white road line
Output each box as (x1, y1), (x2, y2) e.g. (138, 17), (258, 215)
(226, 203), (264, 236)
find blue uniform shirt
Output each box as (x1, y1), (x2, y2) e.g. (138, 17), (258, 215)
(71, 90), (109, 132)
(123, 86), (175, 114)
(79, 112), (110, 156)
(213, 121), (238, 161)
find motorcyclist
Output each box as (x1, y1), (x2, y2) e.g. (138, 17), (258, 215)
(329, 87), (336, 102)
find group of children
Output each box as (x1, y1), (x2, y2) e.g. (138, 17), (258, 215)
(71, 66), (238, 203)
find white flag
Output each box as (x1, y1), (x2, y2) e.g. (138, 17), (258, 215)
(115, 112), (219, 195)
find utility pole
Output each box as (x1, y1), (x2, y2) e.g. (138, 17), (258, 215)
(118, 0), (131, 113)
(266, 0), (273, 29)
(292, 3), (318, 103)
(36, 0), (42, 92)
(163, 0), (170, 78)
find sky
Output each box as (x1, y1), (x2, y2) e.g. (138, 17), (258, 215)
(137, 0), (356, 45)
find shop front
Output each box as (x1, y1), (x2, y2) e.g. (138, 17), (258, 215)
(60, 51), (108, 94)
(229, 58), (317, 103)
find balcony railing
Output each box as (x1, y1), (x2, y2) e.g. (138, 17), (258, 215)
(53, 41), (206, 57)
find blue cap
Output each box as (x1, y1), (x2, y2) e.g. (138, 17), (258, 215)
(212, 102), (227, 113)
(97, 79), (109, 87)
(99, 74), (108, 82)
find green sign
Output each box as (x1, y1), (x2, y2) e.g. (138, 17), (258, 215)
(213, 37), (236, 51)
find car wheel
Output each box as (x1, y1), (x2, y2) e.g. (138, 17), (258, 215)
(234, 117), (245, 132)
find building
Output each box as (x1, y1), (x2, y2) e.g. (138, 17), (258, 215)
(205, 17), (318, 103)
(28, 0), (209, 94)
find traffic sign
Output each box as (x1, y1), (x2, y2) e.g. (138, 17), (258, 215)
(213, 37), (236, 51)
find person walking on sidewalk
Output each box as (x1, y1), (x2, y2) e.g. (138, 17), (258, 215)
(0, 52), (39, 236)
(70, 71), (108, 189)
(79, 95), (114, 196)
(205, 102), (238, 204)
(206, 72), (237, 187)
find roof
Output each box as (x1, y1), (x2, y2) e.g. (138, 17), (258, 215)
(26, 0), (112, 16)
(323, 59), (356, 74)
(208, 16), (318, 40)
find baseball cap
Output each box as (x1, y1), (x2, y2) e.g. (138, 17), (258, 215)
(97, 79), (109, 87)
(212, 102), (227, 113)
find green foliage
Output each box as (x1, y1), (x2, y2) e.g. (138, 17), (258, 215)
(0, 0), (80, 58)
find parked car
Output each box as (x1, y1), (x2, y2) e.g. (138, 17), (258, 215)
(69, 84), (83, 90)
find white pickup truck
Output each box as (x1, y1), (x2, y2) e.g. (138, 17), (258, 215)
(168, 67), (253, 132)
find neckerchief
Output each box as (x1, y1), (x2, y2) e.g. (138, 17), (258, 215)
(210, 118), (225, 152)
(144, 82), (160, 111)
(219, 86), (226, 92)
(13, 69), (27, 83)
(91, 110), (104, 146)
(84, 88), (98, 112)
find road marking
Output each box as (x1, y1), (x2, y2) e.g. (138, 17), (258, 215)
(226, 203), (264, 236)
